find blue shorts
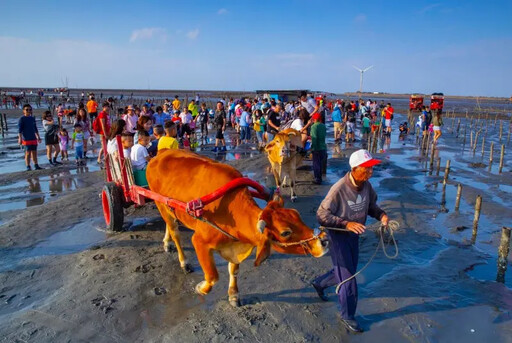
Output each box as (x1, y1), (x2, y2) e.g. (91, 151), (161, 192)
(24, 144), (37, 152)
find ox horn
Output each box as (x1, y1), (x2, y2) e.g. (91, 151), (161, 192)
(257, 219), (266, 233)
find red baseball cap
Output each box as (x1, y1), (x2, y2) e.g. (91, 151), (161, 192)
(311, 113), (321, 121)
(349, 149), (381, 168)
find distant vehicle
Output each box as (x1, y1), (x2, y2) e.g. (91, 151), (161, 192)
(409, 94), (424, 111)
(407, 94), (424, 124)
(430, 93), (444, 114)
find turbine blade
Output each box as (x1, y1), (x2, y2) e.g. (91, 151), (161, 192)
(352, 65), (362, 72)
(363, 65), (373, 72)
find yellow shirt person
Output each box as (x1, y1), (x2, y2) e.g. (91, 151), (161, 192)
(172, 97), (181, 111)
(158, 136), (179, 151)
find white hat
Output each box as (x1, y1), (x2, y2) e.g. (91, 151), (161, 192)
(349, 149), (381, 169)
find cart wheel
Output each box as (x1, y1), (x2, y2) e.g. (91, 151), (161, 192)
(101, 182), (124, 232)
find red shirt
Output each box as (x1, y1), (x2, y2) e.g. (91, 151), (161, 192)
(172, 117), (181, 124)
(98, 111), (110, 135)
(385, 106), (394, 120)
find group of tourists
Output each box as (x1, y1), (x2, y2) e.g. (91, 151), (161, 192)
(17, 92), (405, 181)
(415, 106), (444, 142)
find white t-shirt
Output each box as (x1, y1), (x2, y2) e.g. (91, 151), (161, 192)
(290, 118), (304, 131)
(301, 98), (317, 114)
(107, 139), (118, 154)
(130, 143), (149, 170)
(180, 112), (192, 124)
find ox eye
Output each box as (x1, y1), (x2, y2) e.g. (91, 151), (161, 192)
(280, 230), (292, 238)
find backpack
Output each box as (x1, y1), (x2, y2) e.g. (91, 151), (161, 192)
(92, 116), (101, 134)
(348, 111), (356, 123)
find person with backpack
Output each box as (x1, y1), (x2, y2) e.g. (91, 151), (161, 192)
(93, 102), (111, 164)
(42, 110), (62, 165)
(384, 103), (394, 135)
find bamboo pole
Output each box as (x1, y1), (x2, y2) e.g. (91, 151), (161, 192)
(429, 143), (435, 171)
(443, 159), (451, 182)
(496, 227), (511, 283)
(455, 183), (462, 211)
(471, 195), (483, 244)
(436, 157), (441, 176)
(481, 136), (485, 156)
(499, 144), (505, 173)
(489, 142), (494, 163)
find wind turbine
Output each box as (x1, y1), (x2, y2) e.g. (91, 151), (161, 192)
(353, 65), (373, 94)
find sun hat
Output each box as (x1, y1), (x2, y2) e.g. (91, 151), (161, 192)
(311, 113), (321, 122)
(127, 105), (134, 110)
(349, 149), (381, 169)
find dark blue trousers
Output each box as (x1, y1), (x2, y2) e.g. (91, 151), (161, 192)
(313, 230), (359, 320)
(313, 150), (327, 183)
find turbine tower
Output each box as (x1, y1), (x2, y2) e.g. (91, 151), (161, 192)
(353, 65), (373, 94)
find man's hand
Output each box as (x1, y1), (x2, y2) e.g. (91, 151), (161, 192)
(346, 222), (365, 234)
(381, 214), (389, 227)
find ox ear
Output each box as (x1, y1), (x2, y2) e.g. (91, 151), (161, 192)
(265, 141), (275, 152)
(288, 132), (302, 147)
(254, 233), (271, 267)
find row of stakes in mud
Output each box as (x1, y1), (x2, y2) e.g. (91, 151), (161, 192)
(0, 113), (8, 136)
(412, 112), (511, 284)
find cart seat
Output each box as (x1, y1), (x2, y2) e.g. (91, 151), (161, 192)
(133, 169), (149, 187)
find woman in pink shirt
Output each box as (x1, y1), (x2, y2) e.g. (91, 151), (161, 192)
(123, 105), (139, 133)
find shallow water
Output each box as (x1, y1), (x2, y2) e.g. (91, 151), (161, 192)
(0, 218), (106, 272)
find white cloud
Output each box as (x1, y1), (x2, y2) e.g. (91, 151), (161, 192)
(217, 8), (227, 15)
(129, 28), (167, 43)
(186, 29), (200, 40)
(419, 3), (441, 14)
(353, 14), (366, 23)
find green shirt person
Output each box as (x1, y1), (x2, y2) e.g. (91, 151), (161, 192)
(311, 113), (327, 184)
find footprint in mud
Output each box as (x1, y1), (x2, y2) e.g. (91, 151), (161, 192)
(154, 287), (167, 296)
(134, 263), (154, 273)
(91, 296), (117, 314)
(93, 254), (105, 260)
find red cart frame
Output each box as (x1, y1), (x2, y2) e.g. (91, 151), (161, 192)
(100, 135), (272, 231)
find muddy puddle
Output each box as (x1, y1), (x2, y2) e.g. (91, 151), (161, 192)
(0, 169), (99, 225)
(0, 218), (106, 273)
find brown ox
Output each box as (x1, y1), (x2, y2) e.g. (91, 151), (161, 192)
(146, 149), (327, 306)
(265, 128), (304, 202)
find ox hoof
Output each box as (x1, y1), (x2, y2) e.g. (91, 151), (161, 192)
(195, 281), (208, 295)
(229, 296), (241, 307)
(163, 244), (176, 253)
(181, 263), (194, 274)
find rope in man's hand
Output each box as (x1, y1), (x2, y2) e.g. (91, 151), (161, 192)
(319, 220), (400, 295)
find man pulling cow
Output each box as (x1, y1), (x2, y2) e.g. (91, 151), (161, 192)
(311, 149), (389, 333)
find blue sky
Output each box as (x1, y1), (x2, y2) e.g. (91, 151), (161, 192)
(0, 0), (510, 96)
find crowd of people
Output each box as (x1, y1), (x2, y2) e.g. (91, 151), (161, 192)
(17, 91), (431, 183)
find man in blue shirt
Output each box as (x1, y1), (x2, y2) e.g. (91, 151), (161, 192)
(18, 104), (43, 171)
